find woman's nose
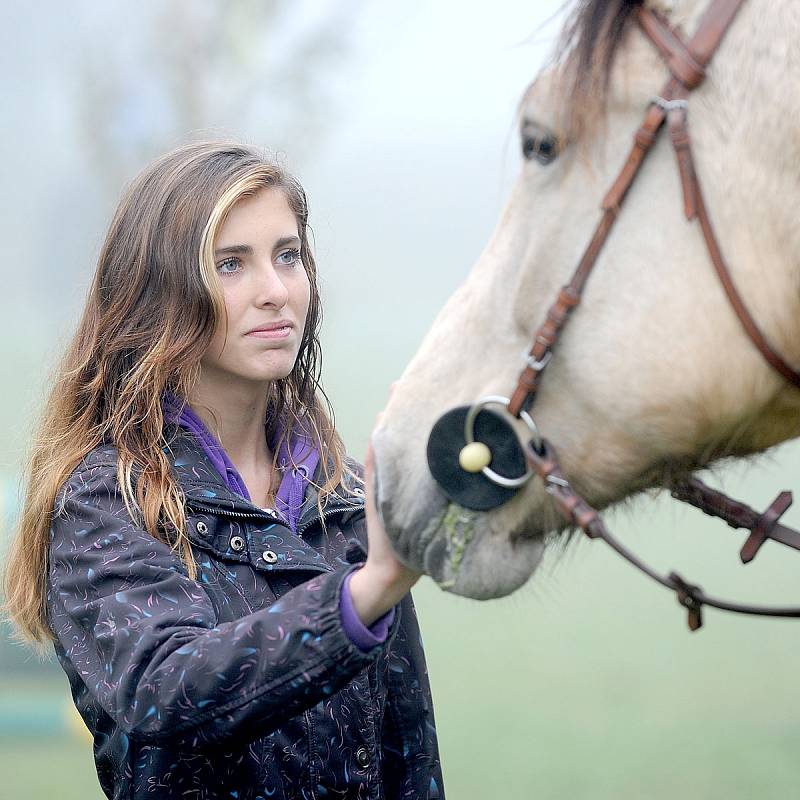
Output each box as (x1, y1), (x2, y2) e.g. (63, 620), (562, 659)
(256, 262), (290, 308)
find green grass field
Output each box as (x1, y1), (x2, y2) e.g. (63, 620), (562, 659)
(0, 738), (102, 800)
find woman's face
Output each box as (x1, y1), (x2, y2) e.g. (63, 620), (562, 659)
(201, 187), (311, 388)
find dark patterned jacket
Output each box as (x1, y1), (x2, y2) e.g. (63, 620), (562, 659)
(47, 424), (444, 799)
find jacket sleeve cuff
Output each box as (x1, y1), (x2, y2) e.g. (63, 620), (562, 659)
(339, 567), (396, 652)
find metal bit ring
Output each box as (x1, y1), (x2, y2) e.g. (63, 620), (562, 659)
(463, 395), (541, 488)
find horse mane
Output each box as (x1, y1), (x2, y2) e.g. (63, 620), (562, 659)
(550, 0), (645, 140)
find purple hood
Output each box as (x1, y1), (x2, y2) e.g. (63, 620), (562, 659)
(162, 391), (320, 533)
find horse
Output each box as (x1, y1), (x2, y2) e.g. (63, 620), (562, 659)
(371, 0), (800, 615)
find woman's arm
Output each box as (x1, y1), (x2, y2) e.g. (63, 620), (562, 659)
(48, 465), (381, 748)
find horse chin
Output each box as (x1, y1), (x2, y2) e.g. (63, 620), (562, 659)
(419, 505), (546, 600)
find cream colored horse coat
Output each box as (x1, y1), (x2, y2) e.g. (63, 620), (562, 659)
(372, 0), (800, 599)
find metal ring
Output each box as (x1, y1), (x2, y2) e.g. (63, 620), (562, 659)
(650, 95), (688, 111)
(463, 395), (540, 489)
(523, 350), (552, 372)
(292, 464), (309, 478)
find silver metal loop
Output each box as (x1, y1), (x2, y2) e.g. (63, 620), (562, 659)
(292, 464), (310, 478)
(523, 350), (552, 372)
(650, 96), (688, 111)
(463, 395), (541, 489)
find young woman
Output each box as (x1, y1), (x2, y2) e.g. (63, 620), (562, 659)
(3, 140), (444, 800)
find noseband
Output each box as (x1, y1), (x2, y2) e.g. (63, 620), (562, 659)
(427, 0), (800, 629)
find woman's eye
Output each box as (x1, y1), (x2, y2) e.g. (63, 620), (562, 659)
(216, 249), (300, 276)
(277, 248), (301, 266)
(216, 257), (241, 275)
(522, 133), (559, 165)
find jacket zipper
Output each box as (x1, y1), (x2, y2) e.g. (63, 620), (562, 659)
(185, 503), (272, 522)
(297, 502), (364, 536)
(185, 499), (365, 534)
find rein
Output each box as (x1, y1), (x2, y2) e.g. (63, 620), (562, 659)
(427, 0), (800, 629)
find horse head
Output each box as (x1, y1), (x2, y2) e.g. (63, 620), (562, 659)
(372, 0), (800, 600)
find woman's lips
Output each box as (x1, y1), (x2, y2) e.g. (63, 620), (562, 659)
(245, 326), (292, 339)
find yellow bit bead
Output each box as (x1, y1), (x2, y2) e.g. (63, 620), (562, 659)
(458, 441), (492, 473)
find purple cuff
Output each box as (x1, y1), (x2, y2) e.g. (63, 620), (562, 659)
(339, 569), (396, 652)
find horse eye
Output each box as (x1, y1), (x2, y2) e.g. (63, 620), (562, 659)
(522, 134), (559, 165)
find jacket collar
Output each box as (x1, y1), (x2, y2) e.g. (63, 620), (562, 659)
(164, 424), (363, 534)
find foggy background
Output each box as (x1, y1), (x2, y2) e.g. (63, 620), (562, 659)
(1, 2), (798, 798)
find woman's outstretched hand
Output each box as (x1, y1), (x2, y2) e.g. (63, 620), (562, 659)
(347, 385), (422, 627)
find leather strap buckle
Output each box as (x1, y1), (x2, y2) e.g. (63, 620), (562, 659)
(740, 491), (793, 564)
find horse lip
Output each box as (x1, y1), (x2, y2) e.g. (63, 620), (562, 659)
(414, 493), (551, 597)
(413, 511), (448, 572)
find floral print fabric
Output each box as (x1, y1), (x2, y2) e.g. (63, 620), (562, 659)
(47, 425), (444, 799)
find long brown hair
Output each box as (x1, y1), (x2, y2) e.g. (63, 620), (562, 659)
(3, 139), (358, 644)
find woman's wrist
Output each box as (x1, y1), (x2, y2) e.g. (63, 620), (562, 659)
(347, 560), (419, 627)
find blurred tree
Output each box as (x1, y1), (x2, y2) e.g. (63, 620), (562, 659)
(70, 0), (363, 195)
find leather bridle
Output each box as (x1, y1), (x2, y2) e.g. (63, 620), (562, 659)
(429, 0), (800, 629)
